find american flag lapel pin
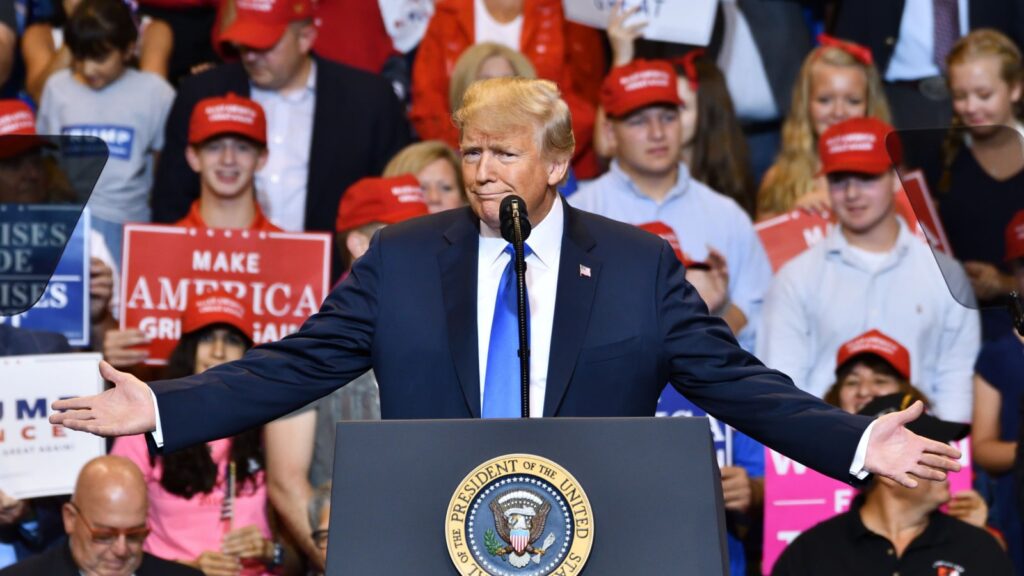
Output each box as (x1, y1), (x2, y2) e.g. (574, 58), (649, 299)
(579, 264), (591, 278)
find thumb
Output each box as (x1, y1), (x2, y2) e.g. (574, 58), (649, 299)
(892, 400), (924, 425)
(98, 360), (131, 386)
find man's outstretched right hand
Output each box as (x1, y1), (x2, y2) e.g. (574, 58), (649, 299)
(49, 361), (156, 437)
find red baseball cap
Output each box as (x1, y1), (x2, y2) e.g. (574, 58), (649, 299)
(220, 0), (315, 51)
(636, 222), (707, 269)
(189, 93), (267, 145)
(819, 117), (895, 176)
(0, 99), (53, 159)
(181, 290), (254, 341)
(836, 329), (911, 381)
(1006, 210), (1024, 262)
(600, 59), (682, 118)
(336, 175), (429, 233)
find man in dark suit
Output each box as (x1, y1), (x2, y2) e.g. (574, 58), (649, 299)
(833, 0), (1024, 129)
(151, 0), (410, 262)
(0, 456), (200, 576)
(53, 77), (960, 489)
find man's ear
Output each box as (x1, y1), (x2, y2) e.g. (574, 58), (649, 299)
(185, 145), (202, 173)
(546, 155), (570, 187)
(61, 502), (76, 535)
(296, 21), (318, 54)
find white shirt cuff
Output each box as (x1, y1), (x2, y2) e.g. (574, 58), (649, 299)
(849, 420), (877, 480)
(148, 388), (164, 448)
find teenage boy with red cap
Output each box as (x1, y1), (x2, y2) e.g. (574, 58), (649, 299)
(757, 117), (980, 422)
(264, 173), (427, 571)
(975, 210), (1024, 572)
(152, 0), (410, 254)
(571, 59), (772, 351)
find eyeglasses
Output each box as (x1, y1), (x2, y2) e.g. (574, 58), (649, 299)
(68, 502), (150, 546)
(312, 529), (329, 550)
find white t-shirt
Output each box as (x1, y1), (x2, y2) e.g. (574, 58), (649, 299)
(473, 0), (522, 50)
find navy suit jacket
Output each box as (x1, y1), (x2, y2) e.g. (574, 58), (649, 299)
(152, 202), (871, 481)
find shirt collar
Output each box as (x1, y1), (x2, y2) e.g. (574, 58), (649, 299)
(479, 193), (564, 270)
(825, 216), (915, 260)
(608, 160), (692, 203)
(250, 58), (317, 102)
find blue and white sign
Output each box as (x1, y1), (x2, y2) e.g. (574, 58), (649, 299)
(656, 385), (733, 467)
(0, 207), (90, 346)
(62, 125), (134, 160)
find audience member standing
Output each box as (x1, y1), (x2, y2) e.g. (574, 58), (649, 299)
(35, 0), (175, 267)
(151, 0), (410, 266)
(757, 36), (891, 221)
(573, 60), (772, 350)
(757, 117), (980, 422)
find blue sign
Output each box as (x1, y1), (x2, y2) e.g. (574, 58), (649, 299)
(0, 206), (90, 346)
(61, 125), (134, 160)
(656, 385), (734, 467)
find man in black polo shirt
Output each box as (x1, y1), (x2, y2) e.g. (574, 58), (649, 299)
(772, 394), (1011, 576)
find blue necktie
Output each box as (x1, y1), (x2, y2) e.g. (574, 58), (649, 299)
(482, 244), (530, 418)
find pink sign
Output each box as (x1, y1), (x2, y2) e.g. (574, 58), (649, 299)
(762, 438), (972, 574)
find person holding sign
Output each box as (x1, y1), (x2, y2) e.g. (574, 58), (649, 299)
(53, 77), (962, 502)
(757, 117), (980, 422)
(111, 292), (281, 576)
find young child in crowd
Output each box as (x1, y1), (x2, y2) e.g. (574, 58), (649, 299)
(35, 0), (175, 267)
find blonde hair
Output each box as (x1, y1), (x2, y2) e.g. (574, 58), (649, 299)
(382, 140), (465, 201)
(453, 77), (575, 165)
(758, 46), (891, 216)
(448, 43), (537, 113)
(940, 29), (1024, 191)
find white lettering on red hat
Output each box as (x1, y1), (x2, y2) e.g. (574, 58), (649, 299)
(619, 69), (672, 92)
(1014, 222), (1024, 241)
(237, 0), (275, 12)
(0, 111), (35, 136)
(205, 103), (257, 126)
(196, 296), (246, 319)
(392, 184), (425, 204)
(846, 335), (898, 356)
(826, 132), (877, 154)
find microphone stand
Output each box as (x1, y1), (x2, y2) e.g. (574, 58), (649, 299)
(510, 199), (530, 419)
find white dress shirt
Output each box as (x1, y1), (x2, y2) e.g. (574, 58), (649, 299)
(250, 61), (317, 232)
(885, 0), (970, 81)
(477, 195), (562, 417)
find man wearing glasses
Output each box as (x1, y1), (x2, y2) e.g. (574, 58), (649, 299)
(0, 456), (199, 576)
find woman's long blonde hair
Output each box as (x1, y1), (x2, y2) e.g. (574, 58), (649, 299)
(758, 46), (891, 217)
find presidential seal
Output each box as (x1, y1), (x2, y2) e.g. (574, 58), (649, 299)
(445, 454), (593, 576)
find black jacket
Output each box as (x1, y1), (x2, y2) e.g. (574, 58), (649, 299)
(0, 541), (202, 575)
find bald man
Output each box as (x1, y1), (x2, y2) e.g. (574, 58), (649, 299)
(0, 456), (199, 576)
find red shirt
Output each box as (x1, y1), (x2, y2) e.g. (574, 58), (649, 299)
(175, 199), (283, 232)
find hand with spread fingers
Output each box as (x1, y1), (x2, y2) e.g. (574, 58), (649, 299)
(864, 401), (962, 488)
(48, 361), (156, 436)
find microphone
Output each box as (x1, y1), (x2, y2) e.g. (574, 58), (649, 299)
(499, 195), (531, 419)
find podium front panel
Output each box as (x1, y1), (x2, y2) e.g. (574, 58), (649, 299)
(327, 417), (729, 575)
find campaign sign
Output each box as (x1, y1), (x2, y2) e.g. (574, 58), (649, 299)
(0, 208), (90, 346)
(0, 204), (82, 317)
(754, 210), (833, 273)
(655, 386), (732, 467)
(898, 169), (951, 256)
(0, 352), (105, 499)
(564, 0), (718, 46)
(120, 225), (331, 364)
(761, 438), (972, 574)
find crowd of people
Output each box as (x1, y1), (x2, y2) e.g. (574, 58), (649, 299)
(0, 0), (1022, 574)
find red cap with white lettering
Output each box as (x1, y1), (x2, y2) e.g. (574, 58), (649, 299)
(819, 117), (895, 176)
(220, 0), (315, 51)
(0, 99), (53, 160)
(600, 59), (682, 118)
(336, 175), (429, 232)
(181, 290), (254, 341)
(836, 329), (911, 381)
(189, 93), (267, 145)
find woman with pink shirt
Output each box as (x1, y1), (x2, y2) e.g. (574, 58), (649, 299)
(112, 292), (278, 576)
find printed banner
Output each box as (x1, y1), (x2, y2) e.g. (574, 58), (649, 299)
(898, 169), (951, 256)
(0, 203), (83, 318)
(0, 208), (90, 346)
(0, 352), (106, 499)
(564, 0), (718, 46)
(119, 225), (332, 364)
(656, 386), (732, 467)
(754, 210), (832, 273)
(762, 438), (973, 574)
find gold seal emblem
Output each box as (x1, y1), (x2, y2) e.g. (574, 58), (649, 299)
(445, 454), (593, 576)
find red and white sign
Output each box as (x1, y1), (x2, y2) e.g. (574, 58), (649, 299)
(898, 169), (952, 256)
(119, 225), (332, 364)
(762, 438), (972, 574)
(755, 210), (833, 273)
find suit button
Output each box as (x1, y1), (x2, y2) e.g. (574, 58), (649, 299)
(885, 36), (896, 46)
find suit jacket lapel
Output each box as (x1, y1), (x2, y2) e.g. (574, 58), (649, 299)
(439, 209), (482, 417)
(544, 204), (599, 416)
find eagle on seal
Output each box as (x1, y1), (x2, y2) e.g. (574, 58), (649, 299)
(490, 489), (553, 568)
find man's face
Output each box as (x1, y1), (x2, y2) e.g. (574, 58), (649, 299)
(606, 105), (682, 181)
(461, 123), (567, 230)
(827, 170), (896, 235)
(73, 49), (130, 91)
(837, 363), (903, 414)
(238, 23), (315, 90)
(63, 491), (148, 576)
(186, 136), (267, 200)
